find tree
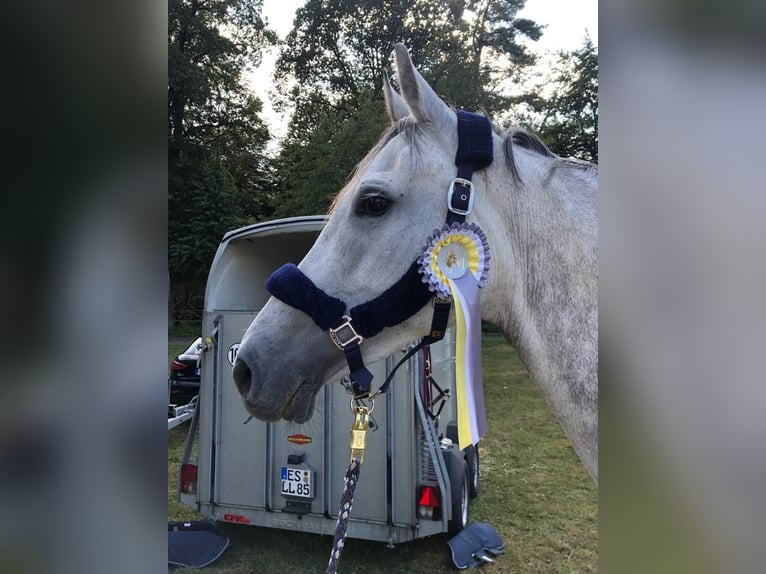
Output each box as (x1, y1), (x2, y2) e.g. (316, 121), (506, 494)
(169, 0), (273, 166)
(271, 0), (543, 216)
(168, 0), (275, 327)
(424, 0), (543, 113)
(272, 89), (388, 218)
(522, 37), (598, 162)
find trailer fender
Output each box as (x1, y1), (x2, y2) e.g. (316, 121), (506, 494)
(445, 420), (479, 498)
(441, 443), (466, 515)
(443, 444), (470, 534)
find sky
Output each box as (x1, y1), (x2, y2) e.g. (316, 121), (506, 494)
(251, 0), (598, 141)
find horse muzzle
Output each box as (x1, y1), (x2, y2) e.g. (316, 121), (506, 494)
(232, 356), (320, 424)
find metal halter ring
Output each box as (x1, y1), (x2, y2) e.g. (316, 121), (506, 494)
(329, 315), (364, 350)
(350, 396), (375, 415)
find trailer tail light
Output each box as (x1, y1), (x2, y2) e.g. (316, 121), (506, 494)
(417, 485), (441, 519)
(180, 463), (198, 494)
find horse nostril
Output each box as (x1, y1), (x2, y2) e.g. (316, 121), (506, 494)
(232, 358), (252, 396)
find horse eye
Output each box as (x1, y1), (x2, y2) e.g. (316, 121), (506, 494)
(360, 195), (391, 216)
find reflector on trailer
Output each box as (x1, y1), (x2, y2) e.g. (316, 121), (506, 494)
(418, 485), (441, 507)
(181, 463), (198, 494)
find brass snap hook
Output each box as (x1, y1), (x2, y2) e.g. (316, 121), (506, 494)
(349, 404), (371, 463)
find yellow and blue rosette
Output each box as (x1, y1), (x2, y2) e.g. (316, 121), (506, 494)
(418, 222), (490, 450)
(417, 222), (490, 299)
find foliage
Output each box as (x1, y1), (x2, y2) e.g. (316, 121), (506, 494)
(272, 89), (389, 217)
(270, 0), (543, 216)
(427, 0), (543, 112)
(521, 37), (598, 162)
(168, 0), (276, 325)
(169, 156), (241, 278)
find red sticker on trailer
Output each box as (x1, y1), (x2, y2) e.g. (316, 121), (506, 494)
(287, 434), (312, 445)
(223, 513), (251, 524)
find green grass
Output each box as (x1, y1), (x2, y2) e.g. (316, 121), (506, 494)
(168, 335), (597, 573)
(170, 322), (203, 338)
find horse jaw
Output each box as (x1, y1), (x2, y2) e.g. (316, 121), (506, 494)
(233, 295), (435, 423)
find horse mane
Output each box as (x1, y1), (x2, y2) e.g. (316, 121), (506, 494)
(501, 127), (597, 185)
(328, 117), (421, 214)
(507, 127), (555, 157)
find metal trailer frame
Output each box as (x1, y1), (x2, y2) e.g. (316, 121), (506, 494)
(178, 216), (475, 546)
(168, 396), (198, 430)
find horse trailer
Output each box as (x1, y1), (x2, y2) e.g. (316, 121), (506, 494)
(178, 216), (479, 546)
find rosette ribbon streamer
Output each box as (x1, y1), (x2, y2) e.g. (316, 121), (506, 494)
(419, 222), (490, 450)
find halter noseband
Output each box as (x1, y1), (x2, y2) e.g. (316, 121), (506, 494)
(265, 110), (493, 399)
(265, 260), (437, 394)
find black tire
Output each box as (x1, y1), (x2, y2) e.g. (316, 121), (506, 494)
(446, 421), (459, 444)
(448, 460), (470, 534)
(465, 443), (480, 499)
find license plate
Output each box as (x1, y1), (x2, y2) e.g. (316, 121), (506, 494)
(281, 466), (313, 498)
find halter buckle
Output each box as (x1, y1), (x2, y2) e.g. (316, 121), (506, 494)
(447, 178), (475, 216)
(329, 315), (364, 350)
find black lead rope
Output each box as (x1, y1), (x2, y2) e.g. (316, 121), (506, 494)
(373, 340), (427, 398)
(370, 297), (451, 398)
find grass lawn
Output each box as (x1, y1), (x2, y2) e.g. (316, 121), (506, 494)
(168, 335), (597, 573)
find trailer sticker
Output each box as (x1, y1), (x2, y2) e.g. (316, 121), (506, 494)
(227, 343), (240, 366)
(287, 434), (312, 445)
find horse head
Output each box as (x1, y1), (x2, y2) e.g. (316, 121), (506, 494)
(233, 43), (597, 487)
(232, 44), (502, 423)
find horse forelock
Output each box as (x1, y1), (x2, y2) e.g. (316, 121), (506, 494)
(328, 117), (422, 214)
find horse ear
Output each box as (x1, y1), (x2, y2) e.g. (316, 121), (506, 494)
(382, 70), (409, 124)
(393, 43), (452, 126)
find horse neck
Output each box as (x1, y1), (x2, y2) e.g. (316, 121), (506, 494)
(480, 149), (599, 480)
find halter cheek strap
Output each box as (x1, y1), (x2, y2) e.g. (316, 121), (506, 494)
(448, 110), (494, 224)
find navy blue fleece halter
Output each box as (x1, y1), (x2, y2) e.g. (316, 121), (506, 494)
(266, 261), (432, 338)
(265, 110), (493, 398)
(266, 261), (437, 394)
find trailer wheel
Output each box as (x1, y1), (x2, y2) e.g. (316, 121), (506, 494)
(465, 444), (480, 499)
(448, 460), (470, 534)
